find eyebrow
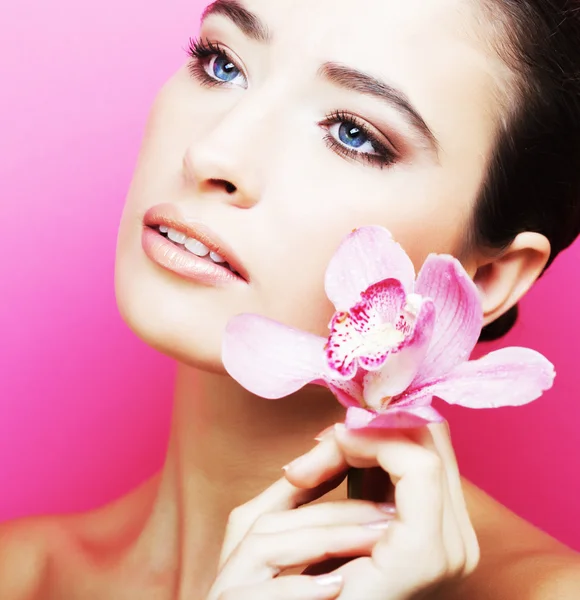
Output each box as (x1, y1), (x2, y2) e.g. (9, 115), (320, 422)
(201, 2), (438, 153)
(320, 63), (439, 153)
(202, 0), (271, 43)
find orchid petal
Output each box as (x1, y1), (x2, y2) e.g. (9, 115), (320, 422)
(405, 347), (555, 409)
(345, 405), (445, 430)
(362, 299), (435, 409)
(325, 311), (362, 379)
(223, 314), (328, 399)
(344, 406), (376, 428)
(328, 378), (365, 409)
(326, 279), (407, 377)
(414, 254), (483, 384)
(325, 226), (416, 311)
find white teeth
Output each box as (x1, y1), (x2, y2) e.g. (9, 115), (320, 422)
(161, 226), (234, 271)
(167, 228), (187, 244)
(184, 238), (210, 257)
(209, 252), (226, 263)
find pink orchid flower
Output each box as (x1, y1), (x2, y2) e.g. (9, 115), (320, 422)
(222, 226), (555, 430)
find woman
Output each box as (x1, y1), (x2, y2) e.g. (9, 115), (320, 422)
(2, 0), (580, 597)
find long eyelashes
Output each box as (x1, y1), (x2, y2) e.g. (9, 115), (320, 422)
(186, 37), (245, 88)
(185, 38), (398, 169)
(320, 110), (397, 168)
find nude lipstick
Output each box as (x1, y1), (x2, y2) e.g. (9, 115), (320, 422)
(142, 204), (248, 286)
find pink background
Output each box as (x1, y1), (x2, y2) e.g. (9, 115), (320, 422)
(1, 0), (579, 551)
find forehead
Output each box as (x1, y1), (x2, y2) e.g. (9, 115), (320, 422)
(239, 0), (476, 41)
(222, 0), (494, 68)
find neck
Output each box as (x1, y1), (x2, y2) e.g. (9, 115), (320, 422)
(133, 362), (345, 599)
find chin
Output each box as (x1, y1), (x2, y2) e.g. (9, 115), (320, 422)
(114, 264), (233, 374)
(116, 293), (228, 372)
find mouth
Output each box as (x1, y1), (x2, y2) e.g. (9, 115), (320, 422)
(142, 204), (249, 284)
(151, 224), (242, 278)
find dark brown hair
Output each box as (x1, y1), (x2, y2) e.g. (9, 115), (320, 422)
(474, 0), (580, 341)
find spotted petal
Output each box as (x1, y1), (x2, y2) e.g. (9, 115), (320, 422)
(403, 347), (555, 409)
(223, 314), (328, 399)
(328, 377), (365, 409)
(345, 405), (445, 430)
(326, 279), (407, 378)
(325, 226), (416, 312)
(413, 254), (483, 384)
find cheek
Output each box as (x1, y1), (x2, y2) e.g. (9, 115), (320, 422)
(249, 170), (471, 337)
(255, 256), (335, 337)
(243, 194), (380, 337)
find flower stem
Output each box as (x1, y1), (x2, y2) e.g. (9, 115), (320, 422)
(347, 467), (365, 500)
(347, 467), (393, 502)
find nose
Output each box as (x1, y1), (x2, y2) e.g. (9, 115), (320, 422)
(182, 149), (242, 201)
(182, 98), (268, 209)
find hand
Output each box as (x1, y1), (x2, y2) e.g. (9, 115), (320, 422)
(206, 422), (479, 600)
(287, 423), (480, 598)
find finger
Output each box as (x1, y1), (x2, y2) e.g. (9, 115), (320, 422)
(335, 425), (477, 585)
(429, 423), (479, 574)
(287, 425), (476, 582)
(429, 423), (464, 517)
(216, 574), (343, 600)
(284, 436), (348, 489)
(357, 425), (477, 580)
(250, 500), (396, 534)
(334, 425), (445, 534)
(219, 524), (388, 583)
(220, 473), (346, 568)
(285, 427), (420, 489)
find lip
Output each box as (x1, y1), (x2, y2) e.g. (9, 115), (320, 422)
(142, 203), (249, 286)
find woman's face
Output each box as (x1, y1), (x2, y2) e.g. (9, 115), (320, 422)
(116, 0), (511, 370)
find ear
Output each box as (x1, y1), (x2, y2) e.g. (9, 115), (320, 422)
(472, 232), (551, 326)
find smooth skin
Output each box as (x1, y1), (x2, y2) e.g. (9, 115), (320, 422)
(1, 427), (579, 599)
(2, 0), (580, 597)
(208, 424), (481, 599)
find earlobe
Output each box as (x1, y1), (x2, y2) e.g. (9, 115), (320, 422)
(473, 232), (551, 326)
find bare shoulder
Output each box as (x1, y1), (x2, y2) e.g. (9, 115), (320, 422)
(442, 478), (580, 599)
(0, 475), (159, 600)
(521, 553), (580, 598)
(0, 516), (60, 599)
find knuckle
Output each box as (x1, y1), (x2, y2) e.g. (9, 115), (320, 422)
(227, 505), (246, 528)
(418, 450), (444, 478)
(447, 549), (467, 579)
(463, 539), (481, 576)
(412, 541), (450, 583)
(226, 501), (260, 533)
(250, 512), (280, 534)
(240, 531), (269, 559)
(424, 556), (452, 583)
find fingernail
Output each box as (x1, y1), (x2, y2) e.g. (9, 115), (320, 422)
(364, 520), (392, 530)
(314, 425), (334, 441)
(378, 503), (397, 515)
(315, 573), (344, 587)
(282, 453), (309, 472)
(283, 440), (324, 472)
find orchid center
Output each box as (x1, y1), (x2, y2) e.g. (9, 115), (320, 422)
(365, 391), (394, 412)
(325, 278), (425, 379)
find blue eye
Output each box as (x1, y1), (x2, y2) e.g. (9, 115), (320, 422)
(338, 123), (368, 149)
(187, 38), (247, 88)
(211, 55), (241, 82)
(328, 119), (379, 156)
(321, 111), (397, 168)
